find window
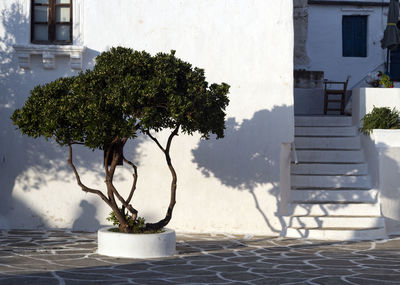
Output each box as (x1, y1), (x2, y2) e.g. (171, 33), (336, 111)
(31, 0), (72, 44)
(342, 15), (367, 57)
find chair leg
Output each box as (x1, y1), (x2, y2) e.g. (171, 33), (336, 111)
(340, 93), (345, 115)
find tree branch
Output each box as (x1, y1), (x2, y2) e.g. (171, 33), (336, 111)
(145, 130), (165, 153)
(123, 156), (138, 204)
(109, 183), (138, 219)
(166, 125), (180, 155)
(67, 144), (110, 206)
(145, 125), (180, 231)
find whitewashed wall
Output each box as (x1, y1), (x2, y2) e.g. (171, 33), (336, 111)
(0, 0), (294, 235)
(352, 88), (400, 235)
(306, 3), (387, 88)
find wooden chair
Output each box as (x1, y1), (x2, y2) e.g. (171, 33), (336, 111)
(323, 76), (350, 115)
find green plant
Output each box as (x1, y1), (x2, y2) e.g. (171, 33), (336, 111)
(366, 71), (394, 88)
(378, 72), (394, 88)
(11, 47), (230, 233)
(359, 106), (400, 135)
(107, 210), (147, 233)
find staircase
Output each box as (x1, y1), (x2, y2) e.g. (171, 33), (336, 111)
(283, 116), (387, 240)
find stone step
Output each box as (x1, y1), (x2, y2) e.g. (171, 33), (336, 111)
(294, 136), (361, 150)
(291, 163), (368, 175)
(283, 216), (385, 229)
(295, 150), (365, 163)
(295, 116), (353, 127)
(291, 189), (378, 203)
(291, 175), (371, 189)
(289, 202), (381, 216)
(295, 126), (358, 137)
(285, 227), (387, 240)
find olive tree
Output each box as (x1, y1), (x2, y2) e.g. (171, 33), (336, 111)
(11, 47), (230, 233)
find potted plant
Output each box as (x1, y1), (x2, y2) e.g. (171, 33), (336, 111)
(11, 47), (230, 258)
(360, 106), (400, 134)
(366, 71), (394, 88)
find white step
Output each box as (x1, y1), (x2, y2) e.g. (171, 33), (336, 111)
(285, 227), (387, 240)
(291, 189), (378, 203)
(283, 216), (385, 229)
(295, 126), (357, 137)
(289, 202), (381, 216)
(296, 150), (365, 163)
(291, 163), (368, 175)
(291, 175), (371, 189)
(295, 116), (352, 127)
(294, 136), (361, 150)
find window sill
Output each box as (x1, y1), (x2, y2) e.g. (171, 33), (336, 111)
(13, 45), (86, 70)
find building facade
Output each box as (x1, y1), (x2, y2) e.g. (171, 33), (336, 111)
(0, 0), (294, 234)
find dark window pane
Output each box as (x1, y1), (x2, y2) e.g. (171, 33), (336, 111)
(55, 25), (70, 41)
(34, 24), (48, 41)
(34, 0), (49, 4)
(34, 6), (49, 22)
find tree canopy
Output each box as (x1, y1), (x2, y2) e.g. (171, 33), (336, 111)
(12, 47), (230, 150)
(11, 47), (230, 232)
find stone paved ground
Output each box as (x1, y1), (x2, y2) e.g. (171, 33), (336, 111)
(0, 230), (399, 284)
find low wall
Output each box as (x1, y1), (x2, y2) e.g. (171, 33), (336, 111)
(294, 88), (324, 115)
(352, 88), (400, 128)
(352, 88), (400, 235)
(370, 130), (400, 235)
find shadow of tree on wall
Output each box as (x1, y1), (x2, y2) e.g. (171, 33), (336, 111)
(374, 143), (400, 235)
(0, 3), (142, 230)
(191, 106), (293, 234)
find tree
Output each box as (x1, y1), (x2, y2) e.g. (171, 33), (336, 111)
(11, 47), (230, 233)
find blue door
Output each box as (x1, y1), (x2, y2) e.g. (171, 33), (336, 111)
(390, 48), (400, 80)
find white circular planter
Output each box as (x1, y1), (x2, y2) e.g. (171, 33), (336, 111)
(97, 227), (176, 258)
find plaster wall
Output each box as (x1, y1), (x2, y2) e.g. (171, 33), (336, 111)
(0, 0), (294, 235)
(306, 4), (386, 88)
(368, 130), (400, 235)
(352, 88), (400, 235)
(352, 87), (400, 127)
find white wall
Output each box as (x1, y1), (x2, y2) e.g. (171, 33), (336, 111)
(0, 0), (294, 235)
(306, 4), (387, 88)
(352, 87), (400, 127)
(352, 87), (400, 235)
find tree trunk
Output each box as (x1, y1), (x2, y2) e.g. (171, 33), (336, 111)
(144, 126), (179, 231)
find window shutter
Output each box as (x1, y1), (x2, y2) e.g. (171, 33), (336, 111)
(355, 17), (367, 57)
(342, 16), (367, 57)
(342, 17), (353, 57)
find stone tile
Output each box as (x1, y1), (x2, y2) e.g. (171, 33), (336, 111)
(310, 276), (356, 285)
(64, 280), (120, 285)
(306, 258), (357, 267)
(351, 268), (400, 275)
(166, 275), (227, 283)
(346, 277), (399, 285)
(252, 278), (307, 285)
(1, 230), (400, 284)
(218, 272), (264, 282)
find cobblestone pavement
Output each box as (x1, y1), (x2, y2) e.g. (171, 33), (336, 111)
(0, 230), (399, 284)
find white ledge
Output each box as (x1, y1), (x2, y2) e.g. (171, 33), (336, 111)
(13, 45), (86, 70)
(372, 129), (400, 148)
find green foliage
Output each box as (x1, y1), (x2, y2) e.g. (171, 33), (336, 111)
(360, 106), (400, 135)
(11, 47), (230, 149)
(378, 72), (394, 88)
(106, 210), (146, 233)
